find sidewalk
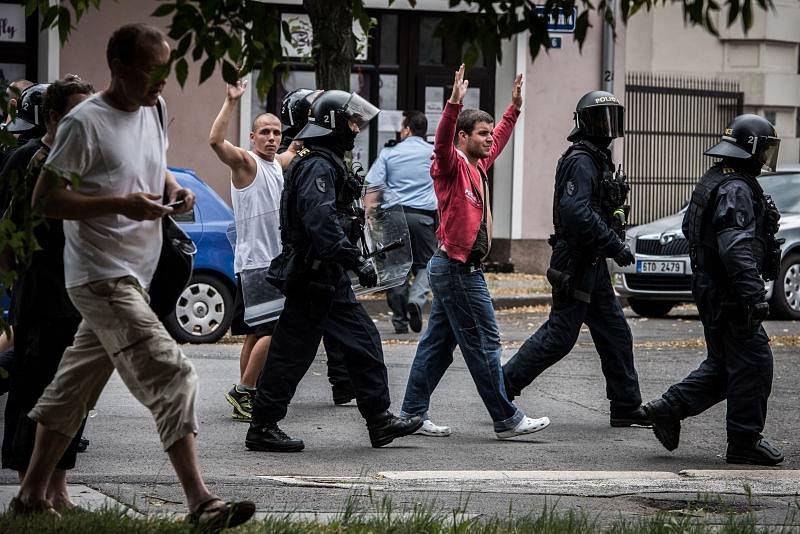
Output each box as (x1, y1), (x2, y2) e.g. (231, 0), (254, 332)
(359, 272), (552, 316)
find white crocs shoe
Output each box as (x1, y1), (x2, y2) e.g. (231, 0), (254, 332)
(415, 419), (452, 437)
(496, 415), (550, 439)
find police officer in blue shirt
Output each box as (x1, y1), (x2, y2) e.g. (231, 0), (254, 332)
(366, 111), (437, 334)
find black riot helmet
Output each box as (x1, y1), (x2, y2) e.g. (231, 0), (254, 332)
(280, 88), (321, 136)
(567, 90), (625, 141)
(6, 83), (49, 135)
(295, 89), (380, 141)
(704, 114), (781, 172)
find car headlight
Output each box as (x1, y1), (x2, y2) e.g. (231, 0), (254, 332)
(625, 234), (636, 253)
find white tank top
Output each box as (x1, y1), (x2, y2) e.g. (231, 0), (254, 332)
(230, 151), (284, 273)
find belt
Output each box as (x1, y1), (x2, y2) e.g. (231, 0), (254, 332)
(435, 248), (482, 271)
(402, 206), (437, 218)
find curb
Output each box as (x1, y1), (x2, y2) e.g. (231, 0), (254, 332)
(359, 294), (552, 316)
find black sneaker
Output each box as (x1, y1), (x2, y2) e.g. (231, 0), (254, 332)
(225, 385), (254, 421)
(610, 405), (652, 428)
(77, 437), (89, 453)
(408, 303), (423, 333)
(726, 437), (784, 466)
(245, 423), (304, 452)
(367, 411), (423, 448)
(643, 398), (681, 451)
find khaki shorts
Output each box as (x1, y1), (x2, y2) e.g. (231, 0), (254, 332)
(30, 276), (198, 451)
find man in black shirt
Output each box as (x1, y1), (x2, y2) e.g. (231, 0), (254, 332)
(1, 76), (94, 511)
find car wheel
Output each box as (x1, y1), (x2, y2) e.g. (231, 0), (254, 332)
(769, 252), (800, 320)
(627, 298), (675, 318)
(163, 273), (234, 344)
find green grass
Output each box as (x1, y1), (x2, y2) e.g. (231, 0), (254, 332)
(1, 496), (798, 533)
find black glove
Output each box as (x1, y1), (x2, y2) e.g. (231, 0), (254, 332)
(748, 301), (770, 329)
(355, 256), (378, 288)
(613, 245), (635, 267)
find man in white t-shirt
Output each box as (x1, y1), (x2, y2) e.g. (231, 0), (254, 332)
(12, 24), (254, 529)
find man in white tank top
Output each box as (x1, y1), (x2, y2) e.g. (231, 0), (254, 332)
(209, 80), (294, 422)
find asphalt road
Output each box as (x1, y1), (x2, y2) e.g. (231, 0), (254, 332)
(2, 306), (799, 523)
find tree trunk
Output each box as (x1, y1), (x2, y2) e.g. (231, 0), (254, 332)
(303, 0), (353, 91)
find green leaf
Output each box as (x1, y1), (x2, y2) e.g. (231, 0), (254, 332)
(175, 58), (188, 87)
(199, 56), (216, 84)
(221, 60), (239, 84)
(151, 3), (177, 18)
(57, 7), (72, 44)
(742, 0), (753, 31)
(727, 0), (740, 27)
(177, 34), (192, 57)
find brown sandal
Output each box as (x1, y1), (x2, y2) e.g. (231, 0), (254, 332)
(185, 496), (255, 532)
(8, 496), (61, 517)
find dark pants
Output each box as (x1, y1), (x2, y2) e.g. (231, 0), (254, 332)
(663, 272), (772, 443)
(387, 209), (437, 331)
(252, 272), (390, 424)
(503, 261), (642, 411)
(323, 336), (354, 397)
(2, 319), (87, 472)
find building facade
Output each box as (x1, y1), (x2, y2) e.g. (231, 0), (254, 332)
(626, 0), (800, 164)
(6, 0), (626, 273)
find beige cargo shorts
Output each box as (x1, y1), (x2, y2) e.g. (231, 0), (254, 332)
(30, 276), (198, 451)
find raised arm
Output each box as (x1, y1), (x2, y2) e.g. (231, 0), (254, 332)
(481, 73), (522, 171)
(431, 64), (468, 180)
(209, 80), (256, 188)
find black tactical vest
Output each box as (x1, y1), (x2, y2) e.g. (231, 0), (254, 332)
(279, 145), (348, 247)
(551, 141), (615, 244)
(682, 163), (776, 277)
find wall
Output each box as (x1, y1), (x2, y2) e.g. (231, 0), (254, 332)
(59, 1), (236, 203)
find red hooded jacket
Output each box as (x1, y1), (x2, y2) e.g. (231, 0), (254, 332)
(431, 101), (520, 262)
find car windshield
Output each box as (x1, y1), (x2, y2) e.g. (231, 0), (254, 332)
(760, 172), (800, 214)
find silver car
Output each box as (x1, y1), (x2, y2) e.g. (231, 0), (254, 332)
(610, 166), (800, 318)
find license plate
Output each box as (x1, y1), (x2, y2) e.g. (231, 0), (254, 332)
(636, 260), (685, 274)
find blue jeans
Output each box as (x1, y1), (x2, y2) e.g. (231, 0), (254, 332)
(400, 252), (524, 432)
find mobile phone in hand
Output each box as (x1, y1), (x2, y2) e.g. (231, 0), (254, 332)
(165, 199), (185, 208)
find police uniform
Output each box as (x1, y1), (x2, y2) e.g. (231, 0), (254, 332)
(246, 90), (421, 452)
(250, 143), (389, 425)
(644, 113), (783, 465)
(502, 139), (644, 422)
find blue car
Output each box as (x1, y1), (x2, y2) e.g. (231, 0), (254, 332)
(164, 167), (236, 344)
(0, 169), (236, 344)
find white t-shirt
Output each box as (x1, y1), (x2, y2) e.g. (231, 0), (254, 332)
(45, 93), (168, 289)
(230, 151), (283, 273)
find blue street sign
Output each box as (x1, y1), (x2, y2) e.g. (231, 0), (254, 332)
(535, 5), (577, 33)
(549, 37), (562, 49)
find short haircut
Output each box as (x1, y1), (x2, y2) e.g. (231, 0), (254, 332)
(7, 79), (33, 96)
(402, 110), (427, 137)
(454, 108), (494, 144)
(42, 74), (95, 120)
(251, 112), (280, 132)
(106, 23), (166, 68)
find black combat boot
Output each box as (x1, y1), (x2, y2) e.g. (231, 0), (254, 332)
(642, 398), (682, 451)
(610, 405), (652, 428)
(245, 422), (304, 452)
(367, 411), (423, 448)
(726, 437), (784, 466)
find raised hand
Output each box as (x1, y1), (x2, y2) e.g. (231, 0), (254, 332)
(226, 79), (248, 101)
(511, 73), (523, 110)
(448, 64), (469, 105)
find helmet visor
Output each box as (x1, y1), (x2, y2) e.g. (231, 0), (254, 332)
(757, 136), (780, 172)
(579, 106), (625, 138)
(343, 93), (380, 129)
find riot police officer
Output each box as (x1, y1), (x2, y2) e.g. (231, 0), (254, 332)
(246, 90), (422, 452)
(278, 87), (355, 406)
(643, 114), (784, 465)
(502, 90), (649, 427)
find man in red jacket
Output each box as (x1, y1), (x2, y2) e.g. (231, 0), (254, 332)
(399, 65), (550, 439)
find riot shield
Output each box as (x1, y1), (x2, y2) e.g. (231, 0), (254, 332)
(349, 183), (413, 294)
(226, 210), (285, 326)
(228, 184), (412, 326)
